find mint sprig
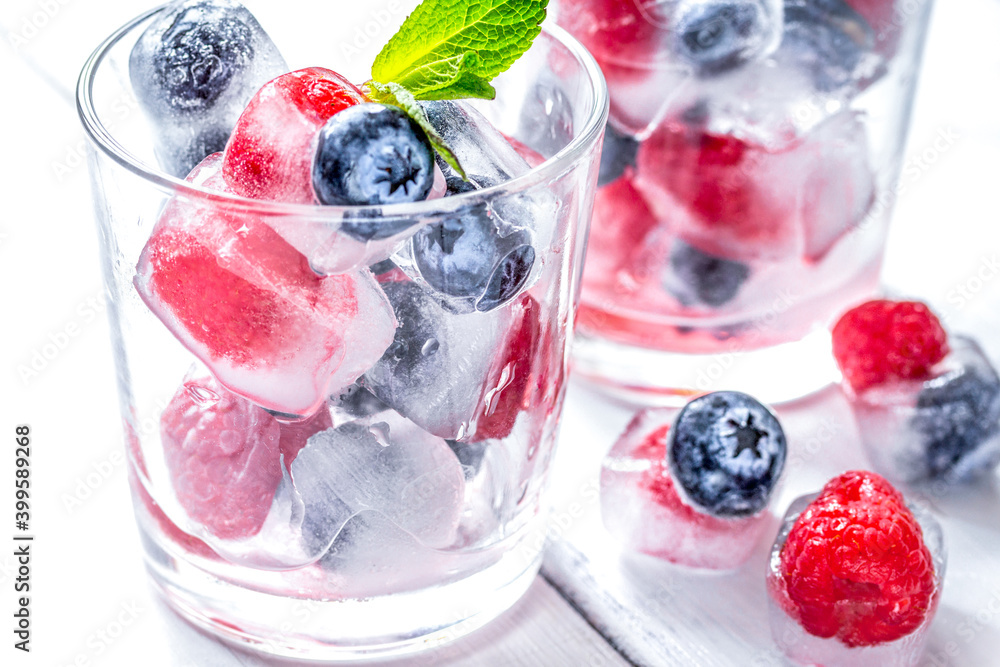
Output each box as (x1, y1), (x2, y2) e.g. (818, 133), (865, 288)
(367, 0), (549, 177)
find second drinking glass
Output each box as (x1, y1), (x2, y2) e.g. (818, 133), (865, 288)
(558, 0), (935, 403)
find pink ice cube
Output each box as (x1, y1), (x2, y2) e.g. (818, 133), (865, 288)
(601, 408), (771, 570)
(134, 154), (397, 416)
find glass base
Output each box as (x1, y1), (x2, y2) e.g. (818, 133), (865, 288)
(141, 523), (544, 661)
(571, 327), (839, 406)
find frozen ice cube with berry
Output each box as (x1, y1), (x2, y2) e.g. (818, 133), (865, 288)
(600, 391), (786, 570)
(833, 299), (1000, 485)
(134, 153), (397, 417)
(766, 470), (945, 667)
(129, 0), (288, 177)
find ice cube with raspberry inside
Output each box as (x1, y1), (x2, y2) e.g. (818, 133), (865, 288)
(766, 470), (944, 667)
(832, 299), (950, 394)
(160, 370), (283, 540)
(635, 120), (800, 261)
(600, 391), (786, 569)
(134, 154), (397, 416)
(129, 0), (288, 177)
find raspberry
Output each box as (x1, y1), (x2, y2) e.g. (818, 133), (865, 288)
(832, 299), (949, 392)
(779, 470), (936, 647)
(160, 373), (283, 539)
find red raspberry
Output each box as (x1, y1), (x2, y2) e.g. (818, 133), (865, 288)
(779, 470), (936, 647)
(832, 299), (949, 392)
(160, 373), (283, 539)
(222, 67), (366, 202)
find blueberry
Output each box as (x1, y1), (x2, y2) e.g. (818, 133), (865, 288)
(674, 0), (771, 76)
(597, 124), (640, 187)
(782, 0), (874, 92)
(912, 336), (1000, 482)
(664, 240), (750, 307)
(412, 185), (534, 312)
(130, 0), (256, 117)
(312, 104), (435, 206)
(668, 391), (786, 517)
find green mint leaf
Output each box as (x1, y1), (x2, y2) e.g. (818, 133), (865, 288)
(372, 0), (548, 101)
(393, 52), (496, 100)
(367, 81), (468, 180)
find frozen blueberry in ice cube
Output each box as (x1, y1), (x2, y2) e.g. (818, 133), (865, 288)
(312, 103), (435, 206)
(129, 0), (287, 176)
(913, 336), (1000, 482)
(669, 391), (786, 517)
(782, 0), (875, 92)
(674, 0), (773, 76)
(131, 0), (257, 116)
(363, 282), (513, 439)
(597, 124), (640, 187)
(664, 240), (750, 307)
(413, 179), (534, 313)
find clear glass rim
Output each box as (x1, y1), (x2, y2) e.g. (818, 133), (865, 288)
(75, 3), (609, 218)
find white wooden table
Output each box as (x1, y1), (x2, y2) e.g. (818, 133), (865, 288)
(2, 0), (998, 665)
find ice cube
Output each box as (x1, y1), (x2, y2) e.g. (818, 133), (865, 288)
(852, 335), (1000, 485)
(600, 407), (773, 570)
(558, 0), (783, 135)
(134, 154), (397, 416)
(670, 0), (785, 76)
(780, 0), (879, 93)
(421, 100), (533, 187)
(290, 410), (465, 559)
(635, 118), (801, 261)
(363, 281), (530, 440)
(409, 101), (555, 307)
(798, 111), (874, 261)
(129, 0), (288, 177)
(314, 511), (458, 597)
(680, 0), (883, 148)
(408, 179), (537, 314)
(160, 370), (283, 540)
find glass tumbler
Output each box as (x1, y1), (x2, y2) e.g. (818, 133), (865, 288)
(77, 4), (607, 659)
(557, 0), (935, 403)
